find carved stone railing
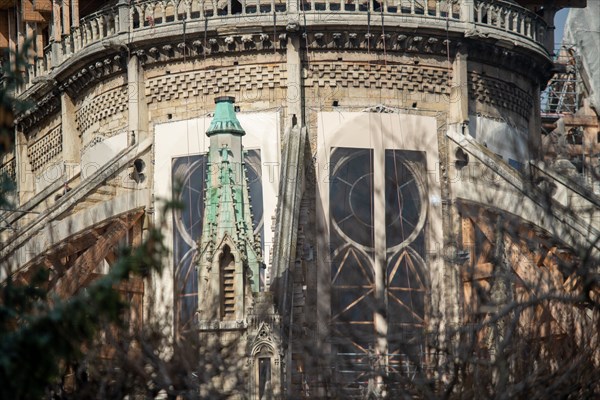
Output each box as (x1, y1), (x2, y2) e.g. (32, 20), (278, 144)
(24, 6), (122, 89)
(130, 0), (288, 28)
(474, 0), (547, 44)
(21, 0), (550, 92)
(68, 7), (122, 55)
(301, 0), (461, 20)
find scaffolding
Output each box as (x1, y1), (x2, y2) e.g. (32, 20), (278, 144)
(541, 43), (580, 117)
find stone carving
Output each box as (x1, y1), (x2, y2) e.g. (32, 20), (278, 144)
(0, 157), (16, 182)
(59, 56), (125, 99)
(16, 92), (61, 129)
(305, 63), (449, 95)
(469, 72), (534, 120)
(76, 85), (129, 133)
(145, 64), (287, 103)
(27, 125), (63, 172)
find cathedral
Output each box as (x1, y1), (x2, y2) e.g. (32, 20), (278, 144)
(1, 0), (599, 398)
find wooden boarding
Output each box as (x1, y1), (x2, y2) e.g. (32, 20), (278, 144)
(0, 10), (8, 48)
(21, 0), (46, 23)
(33, 0), (52, 13)
(52, 210), (145, 298)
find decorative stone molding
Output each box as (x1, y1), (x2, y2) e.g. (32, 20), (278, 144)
(145, 64), (287, 104)
(81, 135), (108, 155)
(304, 63), (450, 95)
(17, 56), (119, 130)
(468, 72), (533, 120)
(27, 125), (63, 172)
(76, 85), (129, 132)
(466, 39), (551, 84)
(16, 91), (61, 130)
(302, 31), (458, 55)
(60, 55), (126, 99)
(363, 104), (404, 114)
(138, 35), (284, 66)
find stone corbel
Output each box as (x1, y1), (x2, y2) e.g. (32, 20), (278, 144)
(424, 37), (438, 53)
(332, 32), (343, 47)
(396, 34), (408, 51)
(442, 39), (451, 54)
(379, 33), (391, 49)
(133, 50), (147, 64)
(192, 40), (204, 54)
(148, 47), (160, 61)
(241, 34), (255, 50)
(161, 44), (174, 57)
(348, 32), (359, 47)
(224, 36), (236, 50)
(177, 42), (188, 57)
(259, 33), (271, 49)
(88, 62), (104, 79)
(278, 33), (287, 49)
(408, 36), (423, 52)
(286, 20), (300, 32)
(314, 32), (325, 47)
(208, 38), (219, 52)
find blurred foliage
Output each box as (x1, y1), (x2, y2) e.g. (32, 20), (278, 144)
(0, 42), (170, 399)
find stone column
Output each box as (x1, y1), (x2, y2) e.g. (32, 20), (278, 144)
(287, 0), (298, 14)
(35, 24), (44, 59)
(127, 54), (148, 145)
(51, 0), (62, 66)
(62, 0), (71, 36)
(449, 47), (469, 126)
(118, 0), (131, 33)
(286, 25), (303, 129)
(71, 0), (80, 28)
(61, 93), (80, 179)
(460, 0), (474, 24)
(15, 128), (34, 204)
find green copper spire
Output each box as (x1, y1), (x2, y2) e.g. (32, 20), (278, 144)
(206, 96), (246, 137)
(197, 97), (262, 294)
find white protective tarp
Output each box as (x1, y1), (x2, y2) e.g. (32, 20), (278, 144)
(564, 2), (600, 112)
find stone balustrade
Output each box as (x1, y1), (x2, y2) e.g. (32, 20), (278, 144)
(21, 0), (548, 92)
(474, 0), (547, 44)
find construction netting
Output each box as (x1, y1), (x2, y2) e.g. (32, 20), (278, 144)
(564, 2), (600, 112)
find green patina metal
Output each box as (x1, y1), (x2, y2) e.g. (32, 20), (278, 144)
(198, 97), (262, 293)
(206, 96), (246, 137)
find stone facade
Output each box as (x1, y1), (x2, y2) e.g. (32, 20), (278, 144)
(1, 0), (598, 398)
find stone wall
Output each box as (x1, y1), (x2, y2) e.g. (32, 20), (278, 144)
(74, 74), (129, 145)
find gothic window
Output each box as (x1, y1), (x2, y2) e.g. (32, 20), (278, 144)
(258, 357), (272, 399)
(220, 246), (236, 319)
(172, 150), (263, 330)
(329, 147), (428, 389)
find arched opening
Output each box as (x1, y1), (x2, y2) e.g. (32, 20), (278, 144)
(219, 245), (236, 320)
(253, 344), (277, 399)
(165, 2), (176, 22)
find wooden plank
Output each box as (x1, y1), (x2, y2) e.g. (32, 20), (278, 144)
(461, 216), (475, 268)
(33, 0), (52, 13)
(476, 240), (493, 266)
(52, 0), (59, 41)
(61, 0), (69, 35)
(71, 0), (79, 27)
(53, 211), (144, 298)
(0, 10), (8, 48)
(0, 1), (16, 9)
(21, 0), (46, 23)
(562, 114), (599, 128)
(84, 273), (145, 294)
(473, 263), (493, 281)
